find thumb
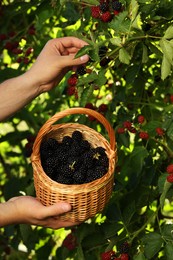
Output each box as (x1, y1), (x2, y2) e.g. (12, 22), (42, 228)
(41, 202), (71, 218)
(59, 54), (89, 68)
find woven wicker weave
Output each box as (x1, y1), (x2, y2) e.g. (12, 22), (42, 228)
(31, 107), (117, 222)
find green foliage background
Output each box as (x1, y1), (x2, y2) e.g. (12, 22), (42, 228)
(0, 0), (173, 259)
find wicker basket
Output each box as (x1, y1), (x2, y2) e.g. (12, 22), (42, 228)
(31, 107), (117, 222)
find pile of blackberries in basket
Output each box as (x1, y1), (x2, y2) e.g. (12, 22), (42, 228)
(40, 130), (109, 184)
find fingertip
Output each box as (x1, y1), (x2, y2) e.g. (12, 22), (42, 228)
(80, 54), (89, 62)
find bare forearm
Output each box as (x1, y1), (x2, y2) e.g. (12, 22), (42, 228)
(0, 73), (40, 121)
(0, 201), (19, 227)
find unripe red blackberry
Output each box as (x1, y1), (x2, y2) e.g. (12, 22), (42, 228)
(137, 115), (145, 124)
(139, 131), (149, 140)
(156, 127), (164, 136)
(117, 127), (125, 134)
(167, 173), (173, 183)
(101, 11), (112, 22)
(166, 164), (173, 174)
(91, 6), (100, 18)
(170, 94), (173, 103)
(123, 121), (132, 130)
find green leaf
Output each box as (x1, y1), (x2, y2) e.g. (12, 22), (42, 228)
(142, 44), (148, 63)
(110, 37), (122, 47)
(125, 64), (140, 84)
(142, 232), (163, 259)
(119, 48), (131, 64)
(160, 38), (173, 63)
(131, 13), (142, 30)
(161, 224), (173, 240)
(109, 11), (130, 34)
(122, 200), (136, 225)
(165, 242), (173, 260)
(133, 252), (147, 260)
(129, 0), (139, 21)
(161, 54), (171, 80)
(129, 146), (148, 172)
(164, 25), (173, 40)
(76, 244), (85, 260)
(82, 0), (99, 4)
(160, 180), (172, 209)
(75, 45), (93, 59)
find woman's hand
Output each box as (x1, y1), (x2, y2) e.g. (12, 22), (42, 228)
(27, 36), (89, 93)
(0, 196), (79, 229)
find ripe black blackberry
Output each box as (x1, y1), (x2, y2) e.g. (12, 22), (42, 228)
(62, 136), (73, 150)
(76, 65), (86, 76)
(112, 1), (122, 11)
(99, 2), (109, 13)
(80, 139), (91, 152)
(73, 168), (86, 184)
(119, 241), (130, 254)
(72, 130), (83, 141)
(47, 138), (59, 150)
(56, 174), (72, 184)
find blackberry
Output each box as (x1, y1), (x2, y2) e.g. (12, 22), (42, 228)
(99, 46), (108, 58)
(76, 65), (86, 76)
(55, 148), (68, 164)
(72, 130), (83, 141)
(86, 166), (106, 182)
(47, 138), (59, 150)
(40, 141), (52, 158)
(73, 168), (86, 184)
(80, 139), (91, 151)
(62, 136), (73, 149)
(95, 146), (106, 155)
(96, 156), (109, 168)
(56, 174), (72, 184)
(82, 151), (94, 169)
(99, 2), (109, 13)
(119, 241), (130, 254)
(112, 1), (122, 11)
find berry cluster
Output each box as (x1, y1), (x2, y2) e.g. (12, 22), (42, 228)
(101, 250), (129, 260)
(85, 102), (108, 121)
(0, 26), (35, 65)
(66, 65), (88, 98)
(40, 130), (109, 184)
(91, 0), (123, 23)
(117, 115), (165, 141)
(166, 164), (173, 183)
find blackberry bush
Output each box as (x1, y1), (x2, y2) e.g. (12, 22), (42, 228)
(1, 0), (173, 259)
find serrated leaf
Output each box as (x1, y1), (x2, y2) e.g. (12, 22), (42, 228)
(164, 25), (173, 39)
(78, 85), (94, 106)
(161, 54), (171, 80)
(129, 0), (139, 21)
(125, 64), (140, 84)
(109, 11), (130, 34)
(165, 242), (173, 260)
(160, 38), (173, 63)
(131, 13), (142, 30)
(119, 48), (131, 64)
(142, 233), (163, 259)
(110, 37), (122, 47)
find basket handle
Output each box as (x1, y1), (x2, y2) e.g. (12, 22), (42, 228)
(35, 107), (115, 151)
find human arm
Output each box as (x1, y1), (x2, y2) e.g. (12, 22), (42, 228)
(0, 36), (89, 121)
(0, 196), (79, 229)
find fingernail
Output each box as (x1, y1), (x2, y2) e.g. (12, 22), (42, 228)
(80, 54), (89, 62)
